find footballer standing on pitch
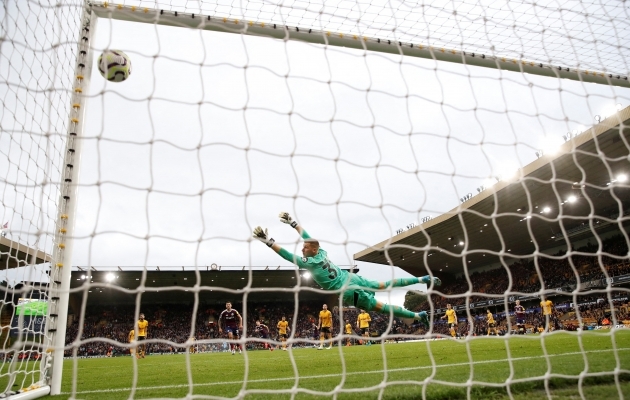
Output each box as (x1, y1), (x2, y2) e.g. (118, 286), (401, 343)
(219, 302), (243, 355)
(136, 313), (148, 358)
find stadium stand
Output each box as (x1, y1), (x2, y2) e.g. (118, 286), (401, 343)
(62, 230), (629, 356)
(59, 230), (630, 356)
(418, 234), (629, 312)
(64, 287), (630, 357)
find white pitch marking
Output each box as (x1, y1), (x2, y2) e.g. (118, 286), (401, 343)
(62, 346), (630, 395)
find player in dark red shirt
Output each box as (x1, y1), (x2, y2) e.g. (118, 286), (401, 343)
(255, 320), (273, 351)
(218, 302), (243, 355)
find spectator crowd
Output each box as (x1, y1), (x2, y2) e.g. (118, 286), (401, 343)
(63, 302), (417, 357)
(63, 235), (629, 357)
(419, 234), (629, 312)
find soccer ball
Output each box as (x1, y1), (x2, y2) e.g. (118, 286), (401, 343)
(97, 50), (132, 82)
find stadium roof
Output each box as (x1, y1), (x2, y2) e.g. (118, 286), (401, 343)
(69, 267), (358, 305)
(0, 236), (51, 269)
(354, 106), (630, 277)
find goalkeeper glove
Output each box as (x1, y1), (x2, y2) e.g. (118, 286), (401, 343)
(278, 212), (298, 228)
(420, 275), (442, 286)
(253, 226), (275, 247)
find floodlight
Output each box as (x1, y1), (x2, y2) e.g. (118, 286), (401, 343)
(498, 163), (519, 180)
(483, 178), (497, 188)
(616, 174), (627, 182)
(303, 272), (311, 279)
(105, 273), (115, 282)
(542, 207), (551, 213)
(540, 136), (563, 156)
(567, 195), (577, 203)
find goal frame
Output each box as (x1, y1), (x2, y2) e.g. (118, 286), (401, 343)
(39, 0), (629, 397)
(44, 4), (98, 397)
(90, 2), (629, 88)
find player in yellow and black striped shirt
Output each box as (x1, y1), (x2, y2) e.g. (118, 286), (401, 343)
(277, 316), (290, 351)
(540, 296), (554, 332)
(318, 304), (333, 350)
(441, 304), (457, 338)
(136, 313), (149, 358)
(345, 320), (353, 346)
(357, 310), (372, 346)
(486, 310), (498, 336)
(128, 328), (136, 356)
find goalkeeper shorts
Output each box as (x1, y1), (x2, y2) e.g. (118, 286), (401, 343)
(342, 288), (377, 311)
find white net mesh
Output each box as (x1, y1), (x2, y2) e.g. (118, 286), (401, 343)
(108, 0), (630, 75)
(1, 0), (82, 396)
(1, 0), (630, 398)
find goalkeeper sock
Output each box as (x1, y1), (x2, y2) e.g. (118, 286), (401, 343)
(363, 277), (421, 290)
(379, 304), (417, 319)
(382, 278), (420, 289)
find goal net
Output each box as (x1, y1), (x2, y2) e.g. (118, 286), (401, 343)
(1, 0), (629, 398)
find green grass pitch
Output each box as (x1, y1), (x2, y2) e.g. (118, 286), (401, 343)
(9, 330), (630, 399)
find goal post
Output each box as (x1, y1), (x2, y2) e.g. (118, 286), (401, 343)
(91, 2), (629, 89)
(0, 0), (98, 397)
(45, 6), (98, 397)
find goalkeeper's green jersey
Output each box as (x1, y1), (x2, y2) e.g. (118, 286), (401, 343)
(277, 229), (348, 291)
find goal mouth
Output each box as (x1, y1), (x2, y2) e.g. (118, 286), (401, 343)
(2, 0), (629, 398)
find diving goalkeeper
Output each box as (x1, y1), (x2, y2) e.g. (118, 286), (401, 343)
(252, 212), (440, 327)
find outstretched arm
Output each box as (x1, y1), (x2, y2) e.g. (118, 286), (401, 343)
(279, 212), (310, 240)
(252, 226), (310, 268)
